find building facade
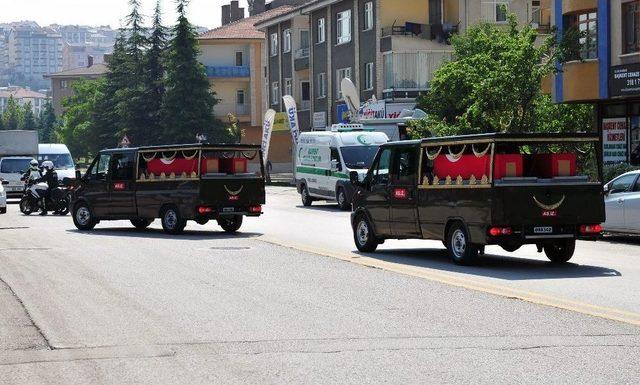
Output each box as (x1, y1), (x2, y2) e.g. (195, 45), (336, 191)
(7, 24), (63, 90)
(44, 61), (108, 116)
(0, 86), (49, 115)
(550, 0), (640, 166)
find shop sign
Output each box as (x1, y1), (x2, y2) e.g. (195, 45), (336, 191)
(360, 100), (387, 119)
(385, 103), (416, 119)
(313, 111), (327, 129)
(602, 117), (628, 164)
(610, 64), (640, 98)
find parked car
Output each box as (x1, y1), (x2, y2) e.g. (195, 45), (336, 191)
(0, 156), (36, 199)
(350, 133), (605, 265)
(0, 179), (7, 214)
(603, 170), (640, 235)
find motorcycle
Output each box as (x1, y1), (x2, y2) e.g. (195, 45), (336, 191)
(19, 180), (70, 216)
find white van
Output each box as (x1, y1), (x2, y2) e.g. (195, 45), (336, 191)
(296, 125), (389, 210)
(38, 144), (76, 181)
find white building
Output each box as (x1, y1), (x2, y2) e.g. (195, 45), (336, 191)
(0, 86), (49, 116)
(7, 24), (63, 90)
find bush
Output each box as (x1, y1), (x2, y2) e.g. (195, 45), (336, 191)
(603, 163), (640, 183)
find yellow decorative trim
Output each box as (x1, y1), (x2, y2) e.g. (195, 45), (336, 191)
(445, 176), (452, 185)
(469, 175), (477, 185)
(481, 175), (489, 185)
(418, 184), (492, 190)
(456, 175), (463, 185)
(432, 176), (440, 185)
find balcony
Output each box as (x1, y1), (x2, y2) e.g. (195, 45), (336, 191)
(294, 47), (310, 71)
(531, 6), (551, 34)
(380, 22), (458, 52)
(205, 66), (250, 78)
(383, 50), (453, 100)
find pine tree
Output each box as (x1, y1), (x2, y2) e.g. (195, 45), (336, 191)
(38, 102), (58, 142)
(162, 0), (220, 143)
(21, 102), (37, 130)
(143, 0), (167, 145)
(2, 96), (22, 130)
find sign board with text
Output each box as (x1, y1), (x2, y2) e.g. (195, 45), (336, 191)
(610, 63), (640, 97)
(602, 117), (628, 164)
(313, 111), (327, 129)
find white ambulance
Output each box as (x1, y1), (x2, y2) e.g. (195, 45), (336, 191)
(295, 124), (389, 210)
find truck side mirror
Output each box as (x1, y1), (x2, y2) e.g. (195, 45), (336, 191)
(603, 184), (609, 194)
(75, 169), (82, 181)
(349, 171), (359, 185)
(331, 159), (339, 170)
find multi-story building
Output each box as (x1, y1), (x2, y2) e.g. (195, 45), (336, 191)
(548, 0), (640, 166)
(258, 0), (547, 130)
(7, 23), (63, 90)
(0, 86), (49, 116)
(198, 2), (303, 172)
(62, 42), (113, 70)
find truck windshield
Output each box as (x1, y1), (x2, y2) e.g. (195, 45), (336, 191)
(340, 146), (380, 169)
(0, 158), (32, 174)
(38, 154), (75, 170)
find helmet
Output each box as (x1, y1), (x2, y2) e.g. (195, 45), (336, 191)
(42, 161), (54, 171)
(30, 159), (39, 168)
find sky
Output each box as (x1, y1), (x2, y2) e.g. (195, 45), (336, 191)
(0, 0), (250, 29)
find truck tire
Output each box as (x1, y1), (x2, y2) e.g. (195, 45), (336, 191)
(161, 206), (186, 235)
(131, 218), (153, 229)
(218, 215), (243, 233)
(353, 214), (378, 252)
(336, 187), (350, 211)
(446, 222), (479, 265)
(301, 184), (313, 207)
(73, 202), (96, 231)
(544, 239), (575, 263)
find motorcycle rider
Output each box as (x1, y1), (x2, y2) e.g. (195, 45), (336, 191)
(22, 159), (42, 185)
(36, 161), (59, 216)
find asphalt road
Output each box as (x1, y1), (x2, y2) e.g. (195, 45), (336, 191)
(0, 190), (639, 384)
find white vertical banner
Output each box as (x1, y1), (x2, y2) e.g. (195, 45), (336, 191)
(283, 95), (300, 144)
(261, 109), (276, 164)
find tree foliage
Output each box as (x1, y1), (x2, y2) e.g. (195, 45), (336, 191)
(2, 96), (22, 130)
(413, 15), (593, 138)
(37, 102), (58, 142)
(21, 102), (37, 130)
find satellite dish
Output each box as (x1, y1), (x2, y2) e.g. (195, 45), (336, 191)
(341, 78), (361, 122)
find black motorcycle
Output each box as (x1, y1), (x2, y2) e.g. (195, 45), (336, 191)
(19, 181), (70, 216)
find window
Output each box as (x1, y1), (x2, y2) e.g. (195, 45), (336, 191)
(60, 79), (68, 89)
(283, 29), (291, 53)
(270, 33), (278, 56)
(236, 89), (245, 105)
(336, 10), (352, 44)
(330, 147), (342, 171)
(623, 1), (640, 54)
(91, 154), (110, 180)
(235, 51), (243, 66)
(565, 11), (598, 59)
(111, 153), (134, 180)
(609, 174), (637, 194)
(363, 2), (374, 31)
(392, 148), (418, 184)
(372, 148), (392, 186)
(317, 72), (326, 98)
(635, 175), (640, 191)
(301, 81), (311, 101)
(364, 62), (373, 91)
(336, 67), (352, 99)
(300, 30), (310, 49)
(317, 18), (326, 43)
(481, 0), (509, 23)
(271, 81), (280, 105)
(284, 78), (292, 96)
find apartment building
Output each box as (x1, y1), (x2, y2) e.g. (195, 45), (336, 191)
(44, 58), (108, 116)
(0, 86), (49, 116)
(547, 0), (640, 165)
(257, 0), (544, 130)
(7, 24), (63, 90)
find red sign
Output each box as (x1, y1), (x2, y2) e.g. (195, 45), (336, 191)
(393, 188), (408, 200)
(113, 182), (126, 191)
(542, 210), (557, 217)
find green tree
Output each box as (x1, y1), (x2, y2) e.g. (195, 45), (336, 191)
(414, 15), (592, 137)
(142, 0), (168, 144)
(38, 102), (58, 142)
(21, 102), (37, 130)
(162, 0), (221, 143)
(2, 96), (22, 130)
(56, 79), (107, 157)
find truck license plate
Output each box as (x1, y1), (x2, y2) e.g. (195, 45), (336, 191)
(533, 226), (553, 234)
(223, 207), (235, 213)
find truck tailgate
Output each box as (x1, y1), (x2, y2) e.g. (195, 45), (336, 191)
(200, 176), (266, 208)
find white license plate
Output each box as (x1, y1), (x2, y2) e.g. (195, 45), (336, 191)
(533, 226), (553, 234)
(222, 207), (235, 213)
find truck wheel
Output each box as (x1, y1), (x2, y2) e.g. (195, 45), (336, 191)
(73, 202), (96, 231)
(336, 188), (350, 211)
(353, 214), (378, 252)
(301, 184), (313, 207)
(131, 218), (153, 229)
(161, 206), (186, 235)
(446, 222), (479, 265)
(218, 215), (243, 233)
(544, 239), (575, 263)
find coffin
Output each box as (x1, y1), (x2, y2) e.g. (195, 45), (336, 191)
(221, 158), (248, 174)
(493, 154), (523, 180)
(526, 153), (576, 178)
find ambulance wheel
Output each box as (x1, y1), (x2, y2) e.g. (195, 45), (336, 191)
(73, 202), (96, 231)
(161, 205), (186, 234)
(353, 214), (378, 252)
(544, 239), (575, 263)
(336, 187), (350, 211)
(446, 222), (479, 265)
(218, 215), (243, 233)
(131, 218), (153, 229)
(301, 184), (313, 207)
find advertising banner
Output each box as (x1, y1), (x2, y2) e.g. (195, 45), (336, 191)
(385, 103), (416, 119)
(360, 100), (386, 119)
(313, 111), (327, 129)
(602, 117), (628, 164)
(610, 63), (640, 98)
(261, 109), (276, 164)
(283, 95), (300, 144)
